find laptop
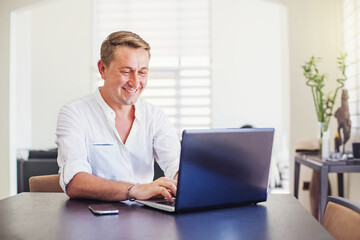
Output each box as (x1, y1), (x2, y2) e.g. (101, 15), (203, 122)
(136, 128), (275, 212)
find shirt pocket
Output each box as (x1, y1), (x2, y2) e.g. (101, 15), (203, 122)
(88, 142), (121, 178)
(88, 142), (117, 164)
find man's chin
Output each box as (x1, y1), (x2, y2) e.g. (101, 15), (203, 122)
(120, 97), (139, 106)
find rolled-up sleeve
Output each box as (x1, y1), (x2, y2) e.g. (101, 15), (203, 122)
(56, 105), (92, 192)
(152, 109), (181, 179)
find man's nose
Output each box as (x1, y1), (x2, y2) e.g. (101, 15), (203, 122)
(128, 72), (140, 87)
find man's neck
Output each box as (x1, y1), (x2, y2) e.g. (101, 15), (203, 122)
(99, 87), (134, 117)
(99, 87), (135, 143)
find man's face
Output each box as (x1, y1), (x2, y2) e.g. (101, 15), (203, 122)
(98, 46), (149, 106)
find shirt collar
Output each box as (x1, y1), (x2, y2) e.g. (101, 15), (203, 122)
(94, 87), (143, 122)
(134, 99), (143, 123)
(94, 87), (116, 120)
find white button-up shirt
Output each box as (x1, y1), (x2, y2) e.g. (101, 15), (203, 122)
(56, 88), (180, 192)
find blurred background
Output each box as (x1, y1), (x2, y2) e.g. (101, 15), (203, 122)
(1, 0), (359, 215)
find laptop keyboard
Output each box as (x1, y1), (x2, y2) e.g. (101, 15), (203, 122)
(156, 200), (176, 207)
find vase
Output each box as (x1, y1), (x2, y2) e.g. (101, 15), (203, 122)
(318, 122), (330, 160)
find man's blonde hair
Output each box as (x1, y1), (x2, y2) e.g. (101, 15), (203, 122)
(100, 31), (151, 67)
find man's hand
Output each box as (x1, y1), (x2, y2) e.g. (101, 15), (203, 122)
(130, 177), (177, 202)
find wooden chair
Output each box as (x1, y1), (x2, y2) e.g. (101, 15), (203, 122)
(322, 196), (360, 240)
(29, 174), (63, 192)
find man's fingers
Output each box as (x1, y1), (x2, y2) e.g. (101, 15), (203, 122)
(135, 177), (178, 201)
(158, 177), (177, 186)
(164, 181), (177, 197)
(158, 178), (177, 197)
(159, 187), (174, 202)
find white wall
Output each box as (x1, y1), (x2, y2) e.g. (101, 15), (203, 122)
(0, 0), (92, 198)
(29, 0), (92, 149)
(211, 0), (289, 156)
(0, 0), (46, 200)
(14, 0), (93, 150)
(16, 10), (32, 150)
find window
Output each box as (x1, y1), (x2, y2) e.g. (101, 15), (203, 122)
(343, 0), (360, 141)
(93, 0), (211, 136)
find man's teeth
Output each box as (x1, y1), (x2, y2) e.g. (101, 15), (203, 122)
(122, 87), (137, 93)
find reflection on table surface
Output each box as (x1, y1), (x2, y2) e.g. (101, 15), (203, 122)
(0, 193), (333, 240)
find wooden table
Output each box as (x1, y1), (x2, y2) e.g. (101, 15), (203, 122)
(294, 154), (360, 222)
(0, 193), (333, 240)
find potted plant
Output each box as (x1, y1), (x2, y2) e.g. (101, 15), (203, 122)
(302, 53), (348, 157)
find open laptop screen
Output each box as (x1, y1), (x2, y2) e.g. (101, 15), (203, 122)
(175, 128), (274, 212)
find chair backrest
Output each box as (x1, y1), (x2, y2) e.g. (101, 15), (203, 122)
(322, 196), (360, 240)
(29, 174), (63, 192)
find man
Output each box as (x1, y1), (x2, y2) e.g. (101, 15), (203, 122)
(56, 31), (180, 202)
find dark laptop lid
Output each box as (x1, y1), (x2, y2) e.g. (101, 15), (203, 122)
(175, 128), (274, 212)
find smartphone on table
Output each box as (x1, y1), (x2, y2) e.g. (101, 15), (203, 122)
(88, 204), (119, 215)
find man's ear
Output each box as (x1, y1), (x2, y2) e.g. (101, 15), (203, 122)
(97, 60), (106, 80)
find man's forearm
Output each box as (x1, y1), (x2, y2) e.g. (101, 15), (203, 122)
(66, 172), (131, 201)
(66, 172), (178, 202)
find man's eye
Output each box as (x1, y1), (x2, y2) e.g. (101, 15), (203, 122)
(139, 71), (147, 75)
(121, 71), (130, 74)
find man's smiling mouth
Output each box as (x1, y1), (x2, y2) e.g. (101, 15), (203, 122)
(122, 87), (139, 93)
